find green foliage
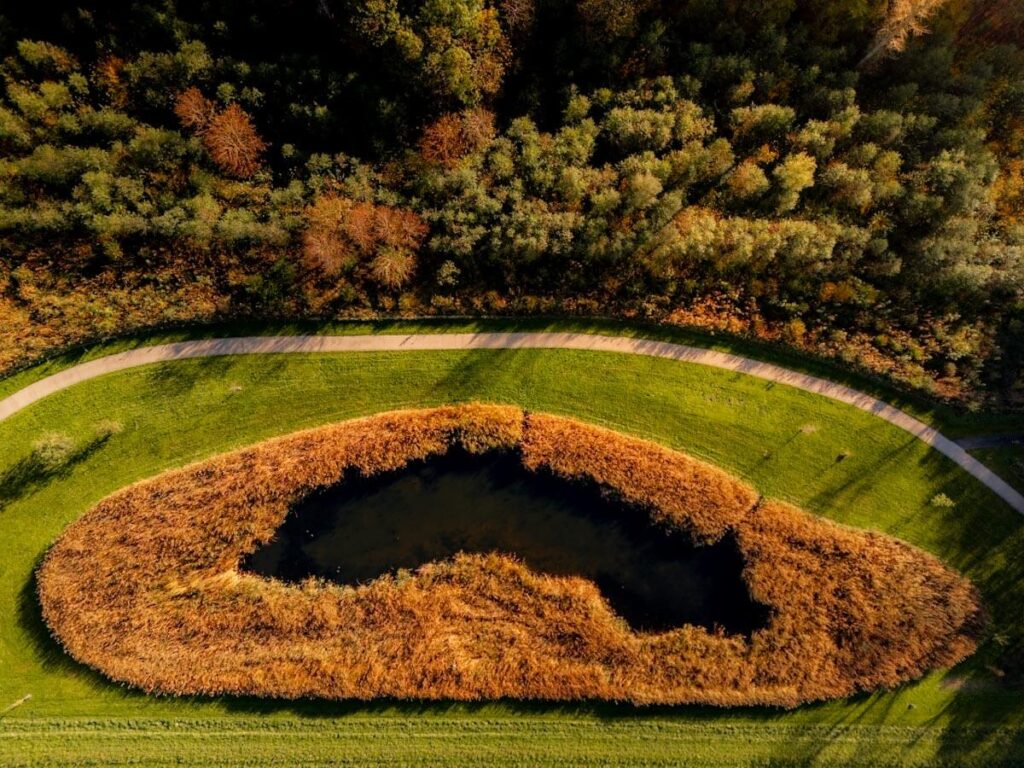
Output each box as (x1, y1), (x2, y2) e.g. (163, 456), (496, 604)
(0, 0), (1020, 401)
(773, 152), (817, 213)
(730, 104), (797, 147)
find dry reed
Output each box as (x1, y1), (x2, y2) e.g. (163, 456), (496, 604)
(37, 405), (984, 706)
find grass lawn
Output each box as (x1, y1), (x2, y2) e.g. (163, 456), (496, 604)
(1, 330), (1022, 765)
(2, 316), (1022, 437)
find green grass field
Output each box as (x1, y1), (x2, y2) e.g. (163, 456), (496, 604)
(1, 323), (1023, 765)
(4, 317), (1022, 437)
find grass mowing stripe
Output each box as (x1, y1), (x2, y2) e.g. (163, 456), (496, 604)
(1, 722), (1017, 767)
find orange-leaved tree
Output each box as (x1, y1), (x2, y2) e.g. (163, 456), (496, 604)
(203, 104), (266, 179)
(173, 89), (266, 179)
(302, 195), (428, 288)
(418, 108), (496, 169)
(173, 86), (216, 131)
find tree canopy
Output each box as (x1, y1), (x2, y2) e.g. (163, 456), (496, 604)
(0, 0), (1021, 403)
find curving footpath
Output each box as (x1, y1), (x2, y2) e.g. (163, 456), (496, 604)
(1, 331), (1022, 515)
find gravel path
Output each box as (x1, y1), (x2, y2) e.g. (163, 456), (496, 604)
(1, 331), (1021, 514)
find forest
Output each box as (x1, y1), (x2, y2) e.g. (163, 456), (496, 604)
(0, 0), (1022, 404)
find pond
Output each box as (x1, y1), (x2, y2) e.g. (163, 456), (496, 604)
(243, 450), (770, 635)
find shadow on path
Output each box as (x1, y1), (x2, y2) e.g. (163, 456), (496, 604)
(956, 434), (1024, 451)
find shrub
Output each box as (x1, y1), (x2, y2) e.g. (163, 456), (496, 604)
(95, 420), (124, 439)
(31, 432), (75, 470)
(370, 248), (416, 289)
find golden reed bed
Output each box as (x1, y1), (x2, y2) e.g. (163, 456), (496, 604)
(38, 405), (984, 706)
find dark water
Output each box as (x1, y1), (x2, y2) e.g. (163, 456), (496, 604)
(243, 451), (770, 635)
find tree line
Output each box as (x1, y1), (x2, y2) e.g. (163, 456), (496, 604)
(0, 0), (1021, 403)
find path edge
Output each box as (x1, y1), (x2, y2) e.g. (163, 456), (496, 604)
(1, 331), (1021, 514)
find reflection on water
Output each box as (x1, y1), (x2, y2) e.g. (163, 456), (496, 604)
(243, 450), (770, 634)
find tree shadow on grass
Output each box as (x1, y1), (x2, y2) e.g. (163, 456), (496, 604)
(426, 347), (536, 403)
(801, 434), (1022, 574)
(803, 437), (918, 518)
(906, 447), (1024, 582)
(900, 451), (1024, 765)
(0, 434), (113, 510)
(143, 355), (237, 396)
(931, 671), (1024, 767)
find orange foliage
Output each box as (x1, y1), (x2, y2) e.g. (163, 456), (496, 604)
(993, 158), (1024, 226)
(203, 104), (267, 179)
(863, 0), (949, 65)
(302, 196), (356, 273)
(173, 90), (266, 179)
(94, 56), (128, 108)
(0, 256), (229, 375)
(346, 202), (379, 253)
(418, 108), (497, 169)
(661, 296), (972, 402)
(302, 195), (428, 286)
(521, 413), (757, 542)
(38, 406), (983, 706)
(173, 87), (216, 132)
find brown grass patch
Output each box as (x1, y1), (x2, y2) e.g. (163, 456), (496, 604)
(37, 405), (984, 706)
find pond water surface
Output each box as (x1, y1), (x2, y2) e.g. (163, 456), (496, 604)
(243, 450), (770, 634)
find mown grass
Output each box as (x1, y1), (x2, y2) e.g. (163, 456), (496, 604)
(3, 717), (1023, 767)
(1, 316), (1020, 436)
(1, 341), (1023, 765)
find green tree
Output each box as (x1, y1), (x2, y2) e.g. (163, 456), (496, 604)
(773, 152), (817, 213)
